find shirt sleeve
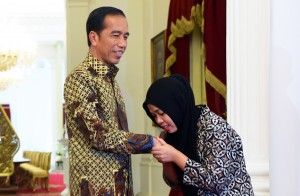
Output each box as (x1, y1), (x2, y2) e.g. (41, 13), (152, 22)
(64, 72), (154, 154)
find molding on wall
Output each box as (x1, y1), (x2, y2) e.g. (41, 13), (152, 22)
(227, 0), (270, 195)
(138, 156), (169, 196)
(247, 162), (269, 196)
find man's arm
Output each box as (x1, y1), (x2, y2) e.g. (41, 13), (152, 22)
(64, 72), (155, 154)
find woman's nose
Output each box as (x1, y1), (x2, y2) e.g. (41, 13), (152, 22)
(156, 116), (163, 124)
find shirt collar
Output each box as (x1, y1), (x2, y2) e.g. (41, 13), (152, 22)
(84, 53), (119, 79)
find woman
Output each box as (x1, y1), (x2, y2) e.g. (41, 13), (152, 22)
(143, 74), (254, 195)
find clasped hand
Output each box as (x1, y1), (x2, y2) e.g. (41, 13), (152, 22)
(152, 137), (176, 163)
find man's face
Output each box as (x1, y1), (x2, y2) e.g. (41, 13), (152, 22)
(90, 14), (129, 65)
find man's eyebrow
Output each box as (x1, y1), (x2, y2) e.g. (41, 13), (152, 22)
(110, 30), (130, 36)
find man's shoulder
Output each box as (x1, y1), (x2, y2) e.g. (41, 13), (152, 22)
(64, 62), (87, 84)
(67, 61), (88, 77)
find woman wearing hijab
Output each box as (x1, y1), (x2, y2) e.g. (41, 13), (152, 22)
(143, 74), (254, 196)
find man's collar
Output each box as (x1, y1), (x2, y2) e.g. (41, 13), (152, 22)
(84, 53), (119, 79)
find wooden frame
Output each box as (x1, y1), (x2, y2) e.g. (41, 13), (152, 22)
(151, 30), (166, 83)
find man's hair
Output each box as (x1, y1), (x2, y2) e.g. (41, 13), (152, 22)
(86, 6), (126, 47)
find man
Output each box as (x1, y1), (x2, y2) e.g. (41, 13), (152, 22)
(64, 6), (157, 196)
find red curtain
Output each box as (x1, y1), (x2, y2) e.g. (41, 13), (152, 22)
(1, 104), (11, 120)
(166, 36), (190, 80)
(203, 0), (227, 117)
(164, 0), (203, 81)
(164, 0), (226, 117)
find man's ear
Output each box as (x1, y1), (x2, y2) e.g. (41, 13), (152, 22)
(89, 31), (98, 46)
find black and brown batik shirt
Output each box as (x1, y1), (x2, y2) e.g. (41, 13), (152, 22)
(64, 53), (153, 196)
(164, 106), (254, 195)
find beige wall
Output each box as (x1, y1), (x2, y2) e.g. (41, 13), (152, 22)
(66, 0), (89, 74)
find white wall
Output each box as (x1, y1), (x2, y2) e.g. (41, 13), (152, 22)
(270, 0), (300, 195)
(0, 0), (65, 170)
(0, 44), (63, 170)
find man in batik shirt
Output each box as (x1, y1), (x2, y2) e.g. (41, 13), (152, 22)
(64, 7), (156, 195)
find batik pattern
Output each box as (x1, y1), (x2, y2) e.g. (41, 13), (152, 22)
(64, 53), (153, 196)
(183, 105), (254, 196)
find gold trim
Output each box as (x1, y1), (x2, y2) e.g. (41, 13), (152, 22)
(164, 3), (203, 77)
(0, 104), (20, 186)
(205, 68), (227, 100)
(164, 2), (226, 103)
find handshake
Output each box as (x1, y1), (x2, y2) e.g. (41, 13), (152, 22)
(151, 133), (186, 165)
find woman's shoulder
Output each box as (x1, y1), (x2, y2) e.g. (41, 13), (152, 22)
(196, 105), (228, 126)
(196, 105), (216, 117)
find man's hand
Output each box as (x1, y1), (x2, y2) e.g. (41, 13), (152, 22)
(153, 136), (163, 146)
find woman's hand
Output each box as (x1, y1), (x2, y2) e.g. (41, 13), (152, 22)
(151, 138), (177, 163)
(151, 138), (188, 170)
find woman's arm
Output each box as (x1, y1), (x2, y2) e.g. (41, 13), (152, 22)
(162, 162), (179, 184)
(151, 137), (214, 190)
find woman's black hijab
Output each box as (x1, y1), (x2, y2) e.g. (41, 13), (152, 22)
(143, 74), (200, 195)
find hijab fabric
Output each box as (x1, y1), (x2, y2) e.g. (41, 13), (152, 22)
(143, 74), (200, 195)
